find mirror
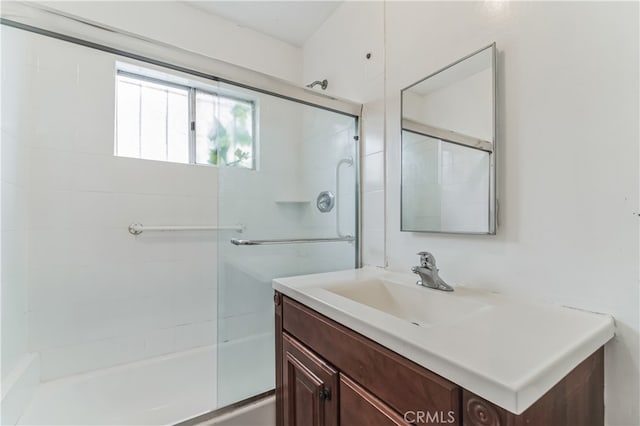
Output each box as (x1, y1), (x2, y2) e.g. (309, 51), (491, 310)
(401, 43), (496, 234)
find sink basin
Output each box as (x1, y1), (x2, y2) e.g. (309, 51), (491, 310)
(323, 278), (488, 327)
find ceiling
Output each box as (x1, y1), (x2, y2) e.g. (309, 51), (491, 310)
(184, 1), (342, 47)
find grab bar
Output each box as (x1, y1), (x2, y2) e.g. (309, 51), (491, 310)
(129, 223), (244, 235)
(230, 236), (355, 246)
(336, 157), (354, 238)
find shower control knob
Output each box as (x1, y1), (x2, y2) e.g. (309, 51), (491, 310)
(316, 191), (335, 213)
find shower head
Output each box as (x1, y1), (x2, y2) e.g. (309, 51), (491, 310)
(306, 79), (328, 90)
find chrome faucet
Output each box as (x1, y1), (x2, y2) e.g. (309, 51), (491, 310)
(411, 252), (454, 292)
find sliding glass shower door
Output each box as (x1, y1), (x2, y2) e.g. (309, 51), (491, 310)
(215, 82), (359, 407)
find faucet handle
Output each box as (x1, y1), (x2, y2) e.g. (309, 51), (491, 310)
(416, 251), (436, 268)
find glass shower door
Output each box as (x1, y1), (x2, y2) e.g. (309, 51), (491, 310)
(214, 82), (359, 407)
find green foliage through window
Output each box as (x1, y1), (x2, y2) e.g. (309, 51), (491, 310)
(206, 103), (253, 167)
(195, 91), (255, 169)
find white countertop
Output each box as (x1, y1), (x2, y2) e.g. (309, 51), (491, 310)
(272, 267), (615, 415)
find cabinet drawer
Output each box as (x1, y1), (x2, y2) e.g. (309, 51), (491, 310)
(282, 297), (460, 425)
(340, 374), (411, 426)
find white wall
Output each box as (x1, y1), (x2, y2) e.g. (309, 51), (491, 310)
(37, 1), (303, 85)
(304, 2), (639, 425)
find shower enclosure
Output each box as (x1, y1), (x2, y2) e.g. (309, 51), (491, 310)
(0, 4), (359, 425)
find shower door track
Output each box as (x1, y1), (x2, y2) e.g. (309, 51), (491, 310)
(174, 390), (275, 426)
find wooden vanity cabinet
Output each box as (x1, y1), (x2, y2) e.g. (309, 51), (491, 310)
(274, 292), (605, 426)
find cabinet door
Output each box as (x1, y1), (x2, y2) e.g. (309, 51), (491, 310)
(340, 374), (412, 426)
(282, 333), (338, 426)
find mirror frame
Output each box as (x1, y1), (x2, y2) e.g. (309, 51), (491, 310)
(400, 42), (497, 235)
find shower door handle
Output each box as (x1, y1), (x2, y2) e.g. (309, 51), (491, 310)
(230, 236), (354, 246)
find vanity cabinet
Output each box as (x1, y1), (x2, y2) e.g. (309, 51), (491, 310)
(274, 292), (605, 426)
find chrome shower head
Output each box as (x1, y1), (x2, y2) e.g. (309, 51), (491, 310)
(306, 79), (328, 90)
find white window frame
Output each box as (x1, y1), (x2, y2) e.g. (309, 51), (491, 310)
(115, 69), (257, 169)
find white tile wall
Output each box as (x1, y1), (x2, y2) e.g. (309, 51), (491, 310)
(363, 152), (384, 193)
(362, 117), (386, 267)
(362, 100), (385, 156)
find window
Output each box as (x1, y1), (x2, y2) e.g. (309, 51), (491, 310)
(115, 70), (255, 169)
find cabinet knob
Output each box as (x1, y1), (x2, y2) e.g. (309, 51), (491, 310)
(319, 388), (331, 401)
